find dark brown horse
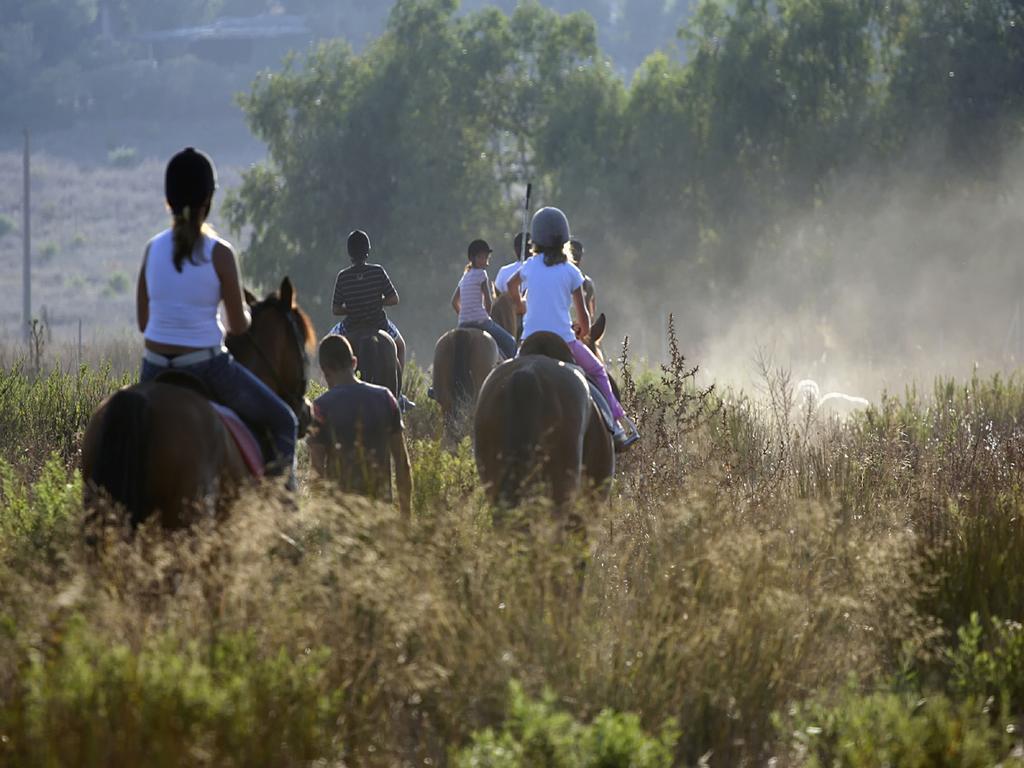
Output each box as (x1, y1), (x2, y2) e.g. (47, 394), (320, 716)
(473, 315), (615, 509)
(342, 329), (400, 400)
(81, 277), (315, 529)
(432, 327), (501, 441)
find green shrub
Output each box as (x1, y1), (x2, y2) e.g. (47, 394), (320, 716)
(946, 613), (1024, 713)
(0, 621), (342, 768)
(786, 688), (1023, 768)
(0, 362), (131, 474)
(0, 453), (80, 568)
(409, 435), (478, 516)
(453, 682), (678, 768)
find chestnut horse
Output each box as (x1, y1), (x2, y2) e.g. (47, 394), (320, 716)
(473, 314), (615, 509)
(490, 291), (520, 341)
(432, 327), (501, 442)
(81, 277), (315, 529)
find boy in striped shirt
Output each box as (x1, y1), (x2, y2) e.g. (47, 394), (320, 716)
(330, 230), (413, 410)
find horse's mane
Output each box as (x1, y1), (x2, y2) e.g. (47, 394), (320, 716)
(257, 289), (316, 351)
(290, 305), (316, 350)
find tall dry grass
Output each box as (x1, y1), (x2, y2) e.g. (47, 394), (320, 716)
(1, 328), (1024, 765)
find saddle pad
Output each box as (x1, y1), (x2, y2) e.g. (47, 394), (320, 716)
(209, 402), (265, 478)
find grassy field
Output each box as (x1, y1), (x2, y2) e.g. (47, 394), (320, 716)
(2, 331), (1024, 767)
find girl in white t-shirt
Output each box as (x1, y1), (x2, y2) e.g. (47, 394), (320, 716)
(450, 238), (518, 359)
(507, 207), (638, 450)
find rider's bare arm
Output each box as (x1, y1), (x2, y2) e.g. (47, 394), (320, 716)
(572, 287), (590, 340)
(213, 242), (251, 336)
(136, 245), (150, 333)
(383, 291), (399, 307)
(451, 285), (461, 315)
(391, 432), (412, 519)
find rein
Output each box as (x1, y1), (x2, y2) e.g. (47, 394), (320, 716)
(230, 300), (310, 416)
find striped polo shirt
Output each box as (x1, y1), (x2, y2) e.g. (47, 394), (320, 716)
(332, 262), (397, 330)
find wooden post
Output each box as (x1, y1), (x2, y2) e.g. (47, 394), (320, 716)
(77, 318), (83, 370)
(22, 129), (31, 343)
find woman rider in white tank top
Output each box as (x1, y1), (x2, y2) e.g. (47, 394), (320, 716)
(136, 147), (297, 477)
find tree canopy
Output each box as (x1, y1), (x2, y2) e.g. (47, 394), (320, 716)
(224, 0), (1024, 357)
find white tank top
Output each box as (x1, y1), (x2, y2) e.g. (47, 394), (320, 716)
(458, 267), (490, 325)
(143, 228), (226, 348)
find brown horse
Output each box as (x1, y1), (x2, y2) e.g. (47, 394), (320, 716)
(473, 315), (615, 509)
(81, 277), (315, 530)
(432, 327), (501, 441)
(491, 291), (520, 341)
(342, 329), (400, 400)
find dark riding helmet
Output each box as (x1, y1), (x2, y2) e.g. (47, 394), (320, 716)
(165, 147), (217, 213)
(468, 238), (492, 259)
(530, 207), (571, 250)
(347, 230), (371, 260)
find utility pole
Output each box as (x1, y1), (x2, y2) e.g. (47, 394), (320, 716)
(23, 129), (31, 343)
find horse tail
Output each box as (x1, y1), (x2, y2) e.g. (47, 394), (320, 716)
(89, 389), (150, 527)
(453, 329), (474, 412)
(499, 368), (543, 506)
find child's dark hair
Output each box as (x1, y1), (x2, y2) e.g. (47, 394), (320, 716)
(533, 243), (568, 267)
(165, 148), (217, 273)
(319, 334), (355, 371)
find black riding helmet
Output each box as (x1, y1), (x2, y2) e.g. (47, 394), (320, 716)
(165, 147), (217, 214)
(347, 230), (371, 260)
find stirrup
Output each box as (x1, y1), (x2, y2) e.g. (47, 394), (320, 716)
(613, 416), (640, 453)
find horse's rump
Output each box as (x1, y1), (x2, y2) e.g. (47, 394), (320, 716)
(87, 388), (151, 527)
(433, 328), (500, 441)
(474, 355), (593, 508)
(346, 330), (399, 397)
(82, 382), (248, 530)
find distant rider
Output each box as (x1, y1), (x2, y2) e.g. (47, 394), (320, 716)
(329, 230), (413, 410)
(136, 147), (297, 478)
(569, 239), (597, 319)
(451, 238), (518, 359)
(494, 231), (531, 296)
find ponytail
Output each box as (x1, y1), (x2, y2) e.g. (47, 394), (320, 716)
(171, 205), (204, 272)
(536, 244), (568, 267)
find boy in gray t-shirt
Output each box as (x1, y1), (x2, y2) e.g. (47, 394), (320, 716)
(307, 334), (412, 516)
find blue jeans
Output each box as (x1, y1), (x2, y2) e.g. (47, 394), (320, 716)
(330, 317), (399, 340)
(140, 352), (298, 469)
(460, 319), (518, 360)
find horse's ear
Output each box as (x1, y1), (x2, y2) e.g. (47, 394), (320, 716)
(591, 313), (606, 344)
(280, 277), (295, 308)
(243, 289), (258, 306)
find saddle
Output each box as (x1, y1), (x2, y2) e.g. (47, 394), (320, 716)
(152, 370), (266, 477)
(517, 335), (616, 433)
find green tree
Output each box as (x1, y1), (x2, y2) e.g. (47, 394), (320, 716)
(226, 0), (608, 347)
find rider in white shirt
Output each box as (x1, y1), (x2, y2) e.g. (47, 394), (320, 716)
(494, 232), (530, 296)
(506, 207), (639, 451)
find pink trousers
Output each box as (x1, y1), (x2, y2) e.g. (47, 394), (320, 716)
(567, 339), (625, 421)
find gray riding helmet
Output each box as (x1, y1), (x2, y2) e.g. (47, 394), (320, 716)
(530, 206), (571, 250)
